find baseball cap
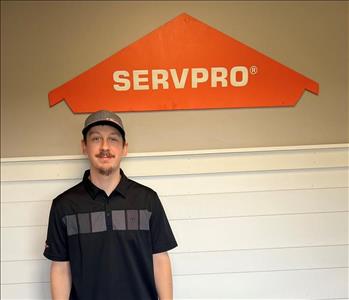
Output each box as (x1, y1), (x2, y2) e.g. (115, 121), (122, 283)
(82, 110), (126, 140)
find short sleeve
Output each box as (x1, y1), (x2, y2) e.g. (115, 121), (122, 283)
(149, 192), (178, 254)
(43, 198), (69, 261)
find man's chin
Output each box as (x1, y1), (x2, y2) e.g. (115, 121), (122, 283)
(97, 167), (116, 176)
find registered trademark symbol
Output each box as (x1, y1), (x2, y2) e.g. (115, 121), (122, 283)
(250, 66), (258, 75)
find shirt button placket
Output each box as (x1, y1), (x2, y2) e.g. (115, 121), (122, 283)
(105, 196), (112, 231)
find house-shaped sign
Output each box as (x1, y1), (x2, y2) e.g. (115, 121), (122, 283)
(48, 13), (319, 112)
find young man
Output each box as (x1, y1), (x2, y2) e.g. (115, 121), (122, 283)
(44, 110), (177, 300)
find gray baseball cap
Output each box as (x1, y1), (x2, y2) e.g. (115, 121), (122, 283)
(82, 110), (125, 140)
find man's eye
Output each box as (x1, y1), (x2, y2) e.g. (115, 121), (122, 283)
(92, 137), (100, 141)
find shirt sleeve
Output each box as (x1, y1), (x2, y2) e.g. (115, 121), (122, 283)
(149, 192), (178, 254)
(43, 198), (69, 261)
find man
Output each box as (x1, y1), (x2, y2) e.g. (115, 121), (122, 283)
(43, 110), (177, 300)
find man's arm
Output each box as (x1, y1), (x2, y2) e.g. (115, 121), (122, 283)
(153, 252), (173, 300)
(50, 261), (72, 300)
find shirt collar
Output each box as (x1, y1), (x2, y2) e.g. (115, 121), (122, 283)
(83, 168), (129, 199)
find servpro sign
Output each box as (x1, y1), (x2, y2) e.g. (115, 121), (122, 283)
(48, 13), (319, 112)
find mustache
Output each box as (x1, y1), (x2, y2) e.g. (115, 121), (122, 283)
(95, 150), (115, 158)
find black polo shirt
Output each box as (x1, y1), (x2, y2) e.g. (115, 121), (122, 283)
(43, 169), (177, 300)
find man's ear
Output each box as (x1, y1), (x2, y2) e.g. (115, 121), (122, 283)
(122, 142), (129, 157)
(81, 139), (87, 155)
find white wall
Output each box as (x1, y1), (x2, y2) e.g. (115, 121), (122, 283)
(1, 144), (348, 299)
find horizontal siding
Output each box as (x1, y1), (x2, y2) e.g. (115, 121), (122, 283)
(1, 269), (347, 299)
(1, 168), (348, 204)
(1, 283), (51, 300)
(171, 245), (348, 275)
(1, 179), (80, 203)
(2, 144), (348, 182)
(1, 145), (348, 299)
(173, 268), (348, 298)
(163, 188), (348, 220)
(2, 188), (348, 227)
(2, 212), (348, 260)
(137, 168), (348, 196)
(172, 212), (348, 252)
(2, 245), (347, 284)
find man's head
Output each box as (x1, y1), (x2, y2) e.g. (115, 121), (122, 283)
(81, 110), (128, 176)
(82, 110), (126, 144)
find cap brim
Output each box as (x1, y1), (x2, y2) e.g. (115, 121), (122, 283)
(82, 121), (125, 140)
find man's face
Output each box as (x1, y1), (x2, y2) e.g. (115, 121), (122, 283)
(81, 125), (128, 176)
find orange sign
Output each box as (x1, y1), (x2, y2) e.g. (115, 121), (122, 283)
(49, 13), (319, 112)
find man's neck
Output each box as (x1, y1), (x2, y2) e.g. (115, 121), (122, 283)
(89, 168), (121, 196)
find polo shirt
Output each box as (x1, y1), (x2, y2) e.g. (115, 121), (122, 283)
(43, 169), (177, 300)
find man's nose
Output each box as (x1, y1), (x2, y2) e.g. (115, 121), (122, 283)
(100, 138), (109, 149)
